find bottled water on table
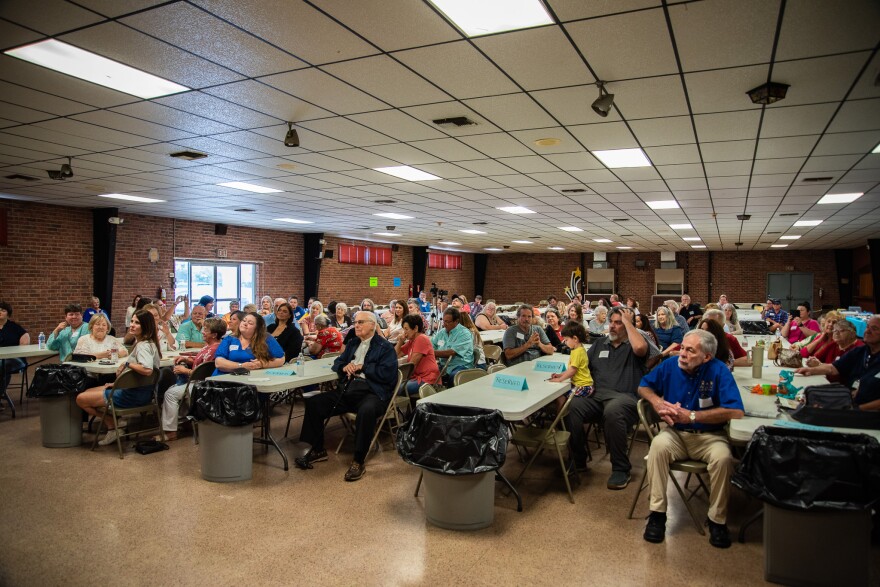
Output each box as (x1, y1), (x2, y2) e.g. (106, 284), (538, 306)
(38, 332), (46, 349)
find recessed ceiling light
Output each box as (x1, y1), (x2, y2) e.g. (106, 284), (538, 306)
(512, 240), (533, 244)
(817, 192), (863, 204)
(373, 165), (440, 181)
(558, 226), (583, 232)
(374, 232), (401, 237)
(374, 212), (414, 220)
(460, 229), (486, 234)
(669, 223), (693, 230)
(593, 148), (652, 168)
(682, 237), (701, 241)
(485, 247), (503, 251)
(426, 0), (553, 37)
(873, 143), (880, 154)
(4, 39), (189, 99)
(646, 200), (679, 210)
(497, 206), (535, 214)
(548, 246), (565, 250)
(438, 241), (461, 245)
(275, 217), (313, 224)
(616, 246), (632, 250)
(793, 220), (823, 227)
(218, 181), (283, 194)
(779, 235), (801, 240)
(593, 238), (613, 243)
(98, 193), (165, 203)
(771, 244), (788, 248)
(534, 137), (561, 147)
(691, 245), (706, 249)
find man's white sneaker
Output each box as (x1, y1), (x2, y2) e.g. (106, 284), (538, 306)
(98, 428), (122, 446)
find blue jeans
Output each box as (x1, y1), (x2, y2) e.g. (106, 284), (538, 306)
(405, 379), (421, 396)
(1, 358), (25, 398)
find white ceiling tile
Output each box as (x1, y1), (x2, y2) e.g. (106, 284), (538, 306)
(756, 135), (820, 159)
(364, 143), (443, 166)
(657, 164), (705, 179)
(760, 103), (838, 139)
(693, 111), (761, 143)
(462, 94), (557, 132)
(827, 99), (880, 134)
(685, 66), (768, 114)
(297, 117), (393, 148)
(322, 55), (452, 108)
(0, 0), (103, 35)
(408, 138), (487, 162)
(752, 158), (806, 174)
(458, 133), (534, 158)
(630, 116), (696, 147)
(261, 69), (388, 116)
(548, 0), (659, 21)
(348, 110), (445, 142)
(801, 155), (864, 173)
(701, 140), (756, 162)
(202, 81), (333, 122)
(770, 53), (870, 107)
(645, 144), (701, 165)
(509, 128), (583, 154)
(71, 111), (193, 142)
(568, 122), (637, 150)
(776, 0), (880, 60)
(812, 131), (880, 157)
(610, 75), (690, 119)
(543, 152), (604, 172)
(156, 92), (279, 129)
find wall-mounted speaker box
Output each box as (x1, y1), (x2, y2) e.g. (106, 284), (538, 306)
(214, 223), (228, 236)
(392, 244), (399, 252)
(324, 249), (334, 259)
(635, 260), (646, 267)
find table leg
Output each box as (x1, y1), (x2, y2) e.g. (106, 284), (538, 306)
(738, 509), (763, 543)
(252, 393), (289, 471)
(1, 359), (16, 419)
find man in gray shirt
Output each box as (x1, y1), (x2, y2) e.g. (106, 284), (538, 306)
(502, 305), (554, 366)
(565, 307), (660, 490)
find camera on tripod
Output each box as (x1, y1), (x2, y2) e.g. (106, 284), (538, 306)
(429, 282), (447, 298)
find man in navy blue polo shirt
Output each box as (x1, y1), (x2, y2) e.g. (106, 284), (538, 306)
(762, 297), (788, 333)
(638, 329), (744, 548)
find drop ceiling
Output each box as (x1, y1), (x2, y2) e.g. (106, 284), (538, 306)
(0, 0), (878, 253)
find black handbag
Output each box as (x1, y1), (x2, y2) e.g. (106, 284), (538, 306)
(27, 364), (88, 397)
(134, 440), (169, 455)
(70, 353), (97, 363)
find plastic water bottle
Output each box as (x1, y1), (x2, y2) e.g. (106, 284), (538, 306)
(297, 353), (304, 377)
(37, 332), (45, 349)
(110, 343), (119, 363)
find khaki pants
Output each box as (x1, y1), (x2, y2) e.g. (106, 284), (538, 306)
(647, 429), (734, 524)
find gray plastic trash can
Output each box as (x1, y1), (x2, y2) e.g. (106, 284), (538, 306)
(198, 420), (253, 482)
(39, 394), (82, 447)
(424, 470), (495, 530)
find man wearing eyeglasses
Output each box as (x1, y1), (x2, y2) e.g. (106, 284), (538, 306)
(431, 307), (474, 385)
(295, 311), (398, 482)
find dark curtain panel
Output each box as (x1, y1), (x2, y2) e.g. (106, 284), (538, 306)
(303, 233), (324, 302)
(92, 208), (118, 320)
(412, 246), (428, 295)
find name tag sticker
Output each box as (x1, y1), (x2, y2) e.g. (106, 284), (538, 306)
(534, 361), (565, 373)
(516, 332), (525, 340)
(437, 340), (445, 348)
(699, 397), (714, 408)
(493, 374), (529, 391)
(599, 350), (609, 358)
(230, 345), (240, 351)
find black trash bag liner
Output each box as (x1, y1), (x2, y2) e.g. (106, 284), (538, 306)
(741, 320), (772, 335)
(187, 380), (262, 426)
(396, 403), (508, 476)
(27, 364), (88, 397)
(732, 426), (880, 511)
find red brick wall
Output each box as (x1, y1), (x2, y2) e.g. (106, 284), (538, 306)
(0, 200), (93, 337)
(484, 253), (582, 303)
(426, 253), (475, 302)
(111, 214), (304, 327)
(318, 236), (414, 306)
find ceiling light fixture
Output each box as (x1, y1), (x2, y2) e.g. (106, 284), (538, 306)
(793, 219), (823, 227)
(591, 80), (615, 117)
(817, 192), (862, 204)
(593, 148), (652, 168)
(460, 229), (486, 234)
(427, 0), (553, 37)
(283, 122), (300, 147)
(47, 156), (74, 180)
(593, 238), (613, 243)
(771, 244), (788, 248)
(558, 226), (583, 232)
(218, 181), (283, 193)
(737, 214), (751, 221)
(779, 235), (801, 240)
(5, 39), (189, 99)
(374, 212), (413, 220)
(548, 246), (565, 250)
(746, 81), (790, 105)
(497, 206), (535, 214)
(373, 165), (440, 181)
(646, 200), (679, 210)
(374, 232), (401, 237)
(616, 246), (632, 250)
(98, 193), (165, 203)
(512, 240), (533, 244)
(669, 223), (693, 230)
(873, 143), (880, 154)
(682, 237), (701, 241)
(485, 247), (503, 251)
(691, 245), (706, 249)
(275, 217), (313, 224)
(438, 241), (461, 245)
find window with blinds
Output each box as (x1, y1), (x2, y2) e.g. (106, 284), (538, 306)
(428, 252), (462, 270)
(338, 243), (392, 266)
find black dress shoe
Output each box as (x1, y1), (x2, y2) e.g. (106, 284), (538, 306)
(643, 511), (667, 543)
(344, 461), (365, 482)
(294, 448), (327, 470)
(708, 519), (732, 548)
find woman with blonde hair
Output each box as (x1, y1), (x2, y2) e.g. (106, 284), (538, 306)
(654, 306), (684, 358)
(459, 312), (486, 370)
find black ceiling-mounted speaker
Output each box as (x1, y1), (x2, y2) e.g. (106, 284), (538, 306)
(323, 249), (334, 259)
(635, 260), (646, 267)
(391, 244), (399, 252)
(215, 223), (228, 236)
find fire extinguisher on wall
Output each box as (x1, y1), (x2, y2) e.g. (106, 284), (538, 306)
(409, 284), (413, 297)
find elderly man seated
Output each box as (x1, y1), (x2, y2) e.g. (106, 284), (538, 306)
(47, 304), (90, 360)
(431, 307), (474, 384)
(502, 305), (554, 366)
(176, 305), (207, 348)
(295, 311), (398, 481)
(638, 330), (744, 548)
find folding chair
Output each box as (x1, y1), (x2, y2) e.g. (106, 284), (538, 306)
(393, 362), (414, 414)
(510, 392), (578, 503)
(483, 344), (502, 365)
(452, 368), (487, 387)
(91, 369), (162, 459)
(627, 399), (710, 535)
(335, 370), (405, 460)
(486, 363), (506, 374)
(183, 360), (215, 444)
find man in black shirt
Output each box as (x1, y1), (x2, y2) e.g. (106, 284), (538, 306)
(0, 301), (30, 412)
(679, 294), (703, 328)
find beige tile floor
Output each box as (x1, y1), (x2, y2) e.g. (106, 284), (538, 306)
(1, 395), (877, 587)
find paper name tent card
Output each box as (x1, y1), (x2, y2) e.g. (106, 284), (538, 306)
(493, 373), (528, 391)
(534, 360), (565, 373)
(266, 369), (296, 376)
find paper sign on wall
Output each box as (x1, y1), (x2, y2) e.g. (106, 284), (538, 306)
(369, 277), (378, 287)
(534, 361), (565, 373)
(493, 373), (529, 391)
(393, 277), (401, 287)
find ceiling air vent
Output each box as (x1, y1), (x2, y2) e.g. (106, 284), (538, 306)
(374, 199), (396, 204)
(473, 221), (488, 225)
(779, 213), (799, 217)
(802, 176), (833, 183)
(737, 214), (751, 221)
(612, 218), (629, 222)
(561, 188), (587, 193)
(432, 116), (476, 128)
(234, 208), (256, 213)
(170, 150), (208, 161)
(4, 174), (39, 181)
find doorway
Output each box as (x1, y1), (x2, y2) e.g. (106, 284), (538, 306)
(767, 273), (813, 314)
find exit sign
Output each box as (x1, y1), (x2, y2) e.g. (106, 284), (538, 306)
(217, 248), (228, 258)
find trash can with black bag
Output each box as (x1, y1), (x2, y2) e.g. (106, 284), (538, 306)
(188, 380), (261, 482)
(732, 426), (880, 586)
(27, 364), (88, 448)
(396, 403), (519, 530)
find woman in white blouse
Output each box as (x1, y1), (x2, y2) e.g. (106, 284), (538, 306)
(383, 300), (406, 343)
(124, 294), (141, 329)
(74, 314), (128, 360)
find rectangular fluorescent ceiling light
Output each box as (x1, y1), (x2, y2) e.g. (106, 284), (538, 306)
(497, 206), (535, 214)
(218, 181), (282, 194)
(512, 240), (533, 244)
(817, 192), (862, 204)
(593, 148), (651, 168)
(427, 0), (553, 37)
(779, 235), (801, 240)
(275, 217), (313, 224)
(873, 143), (880, 154)
(669, 223), (693, 230)
(485, 247), (503, 251)
(593, 238), (613, 243)
(4, 39), (189, 99)
(771, 244), (788, 248)
(616, 246), (632, 250)
(438, 241), (460, 245)
(793, 220), (823, 227)
(374, 212), (414, 220)
(682, 237), (701, 241)
(558, 226), (583, 232)
(548, 246), (565, 250)
(459, 229), (486, 234)
(646, 200), (679, 210)
(373, 166), (440, 181)
(374, 232), (401, 236)
(691, 245), (706, 249)
(98, 193), (165, 203)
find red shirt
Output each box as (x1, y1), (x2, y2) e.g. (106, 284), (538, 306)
(401, 333), (440, 385)
(193, 342), (219, 367)
(315, 327), (342, 357)
(726, 333), (747, 359)
(814, 339), (863, 365)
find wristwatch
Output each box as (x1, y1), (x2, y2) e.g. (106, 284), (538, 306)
(689, 410), (696, 423)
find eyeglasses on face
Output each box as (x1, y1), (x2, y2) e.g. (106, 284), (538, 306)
(355, 320), (371, 325)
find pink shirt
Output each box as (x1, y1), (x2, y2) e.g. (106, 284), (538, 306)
(788, 319), (820, 344)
